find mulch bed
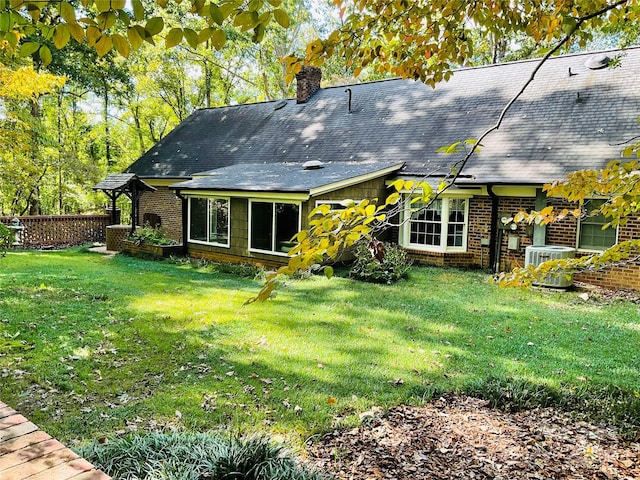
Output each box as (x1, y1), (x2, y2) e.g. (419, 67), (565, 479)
(308, 395), (639, 480)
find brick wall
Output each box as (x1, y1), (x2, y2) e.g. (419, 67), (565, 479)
(137, 187), (184, 242)
(0, 215), (109, 247)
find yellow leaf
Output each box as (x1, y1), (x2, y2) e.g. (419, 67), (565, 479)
(385, 192), (400, 205)
(59, 1), (76, 23)
(327, 397), (337, 405)
(112, 33), (130, 57)
(86, 26), (101, 46)
(68, 22), (84, 43)
(53, 24), (70, 49)
(95, 34), (113, 57)
(127, 26), (143, 50)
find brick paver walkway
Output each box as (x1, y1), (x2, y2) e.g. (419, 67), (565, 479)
(0, 401), (111, 480)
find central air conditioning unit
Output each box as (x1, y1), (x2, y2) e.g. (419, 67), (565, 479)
(524, 245), (576, 288)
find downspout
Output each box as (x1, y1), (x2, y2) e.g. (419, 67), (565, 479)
(487, 184), (500, 272)
(175, 190), (188, 256)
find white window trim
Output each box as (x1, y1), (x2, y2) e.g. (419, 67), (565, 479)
(188, 196), (231, 248)
(248, 199), (302, 257)
(399, 196), (470, 253)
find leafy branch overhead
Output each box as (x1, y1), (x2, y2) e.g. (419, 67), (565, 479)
(282, 0), (638, 84)
(1, 0), (291, 63)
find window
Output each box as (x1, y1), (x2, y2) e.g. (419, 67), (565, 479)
(402, 197), (469, 251)
(188, 197), (229, 246)
(578, 200), (617, 251)
(249, 201), (300, 255)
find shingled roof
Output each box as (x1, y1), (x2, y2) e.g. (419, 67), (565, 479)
(126, 47), (640, 185)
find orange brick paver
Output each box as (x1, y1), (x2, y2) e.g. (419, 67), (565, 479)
(0, 401), (111, 480)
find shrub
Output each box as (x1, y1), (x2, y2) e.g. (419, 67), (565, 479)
(75, 432), (330, 480)
(349, 241), (412, 284)
(129, 224), (178, 246)
(0, 223), (12, 257)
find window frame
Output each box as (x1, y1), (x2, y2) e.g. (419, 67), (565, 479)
(400, 196), (470, 253)
(576, 199), (618, 252)
(248, 199), (302, 256)
(188, 196), (230, 248)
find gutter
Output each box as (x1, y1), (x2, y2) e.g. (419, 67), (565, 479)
(487, 184), (499, 272)
(174, 190), (189, 256)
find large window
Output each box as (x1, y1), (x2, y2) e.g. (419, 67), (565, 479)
(189, 197), (229, 246)
(249, 201), (300, 255)
(578, 200), (617, 251)
(402, 197), (469, 251)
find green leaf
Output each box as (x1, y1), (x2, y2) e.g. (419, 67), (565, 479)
(273, 8), (290, 28)
(209, 4), (224, 25)
(0, 12), (9, 32)
(38, 44), (52, 65)
(324, 266), (334, 279)
(132, 0), (145, 21)
(95, 0), (111, 13)
(267, 0), (281, 6)
(183, 27), (198, 48)
(562, 16), (577, 35)
(19, 41), (40, 56)
(145, 16), (164, 36)
(210, 28), (226, 50)
(165, 27), (183, 48)
(234, 11), (259, 30)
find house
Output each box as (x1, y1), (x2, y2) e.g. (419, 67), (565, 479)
(124, 47), (640, 289)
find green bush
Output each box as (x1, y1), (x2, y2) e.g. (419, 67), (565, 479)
(75, 432), (330, 480)
(348, 241), (412, 284)
(129, 224), (178, 246)
(0, 223), (13, 257)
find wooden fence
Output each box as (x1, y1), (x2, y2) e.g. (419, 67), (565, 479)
(0, 215), (111, 248)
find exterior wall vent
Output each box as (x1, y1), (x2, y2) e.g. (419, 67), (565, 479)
(524, 245), (576, 288)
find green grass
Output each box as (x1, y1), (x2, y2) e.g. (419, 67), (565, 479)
(1, 247), (639, 446)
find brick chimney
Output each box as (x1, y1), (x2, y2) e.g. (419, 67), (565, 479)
(295, 66), (322, 103)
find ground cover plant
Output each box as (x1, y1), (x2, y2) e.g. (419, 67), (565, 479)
(0, 247), (639, 450)
(76, 432), (329, 480)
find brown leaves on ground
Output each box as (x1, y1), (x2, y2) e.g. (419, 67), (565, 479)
(308, 396), (639, 480)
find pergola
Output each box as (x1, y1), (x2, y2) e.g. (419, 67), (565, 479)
(93, 173), (156, 233)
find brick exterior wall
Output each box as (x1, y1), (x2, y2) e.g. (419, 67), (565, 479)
(137, 186), (184, 242)
(0, 215), (109, 247)
(407, 194), (640, 290)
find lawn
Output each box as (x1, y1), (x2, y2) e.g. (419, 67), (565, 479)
(0, 247), (639, 447)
